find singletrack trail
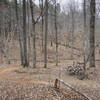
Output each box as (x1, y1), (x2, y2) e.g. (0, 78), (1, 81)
(0, 66), (49, 85)
(0, 67), (19, 76)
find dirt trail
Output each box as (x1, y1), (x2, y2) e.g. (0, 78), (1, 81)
(0, 67), (20, 76)
(0, 65), (100, 88)
(0, 66), (49, 85)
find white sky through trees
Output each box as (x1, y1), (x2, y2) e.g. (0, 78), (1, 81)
(34, 0), (82, 11)
(34, 0), (82, 6)
(34, 0), (68, 6)
(15, 0), (82, 7)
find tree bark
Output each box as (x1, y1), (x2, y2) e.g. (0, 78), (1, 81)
(30, 0), (36, 68)
(83, 0), (87, 70)
(27, 0), (31, 66)
(55, 0), (58, 66)
(70, 5), (75, 59)
(89, 0), (95, 67)
(44, 0), (48, 68)
(41, 0), (44, 52)
(15, 0), (24, 65)
(22, 0), (28, 67)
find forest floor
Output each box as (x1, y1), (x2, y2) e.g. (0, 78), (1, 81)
(0, 60), (100, 100)
(0, 42), (100, 100)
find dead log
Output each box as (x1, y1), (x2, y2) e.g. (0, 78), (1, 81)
(52, 89), (61, 100)
(54, 78), (92, 100)
(54, 79), (59, 89)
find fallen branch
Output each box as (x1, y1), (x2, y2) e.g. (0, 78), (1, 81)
(52, 88), (61, 100)
(54, 78), (92, 100)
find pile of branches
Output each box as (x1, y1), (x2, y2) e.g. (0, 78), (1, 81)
(67, 62), (85, 80)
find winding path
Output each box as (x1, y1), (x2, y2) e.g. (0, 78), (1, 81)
(0, 66), (49, 85)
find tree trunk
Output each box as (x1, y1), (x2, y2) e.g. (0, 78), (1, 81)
(30, 0), (36, 68)
(89, 0), (95, 67)
(83, 0), (87, 70)
(22, 0), (28, 67)
(44, 0), (48, 68)
(27, 0), (31, 66)
(41, 0), (44, 52)
(55, 0), (58, 66)
(15, 0), (24, 65)
(70, 6), (75, 59)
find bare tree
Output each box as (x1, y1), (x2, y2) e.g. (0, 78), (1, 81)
(40, 0), (44, 52)
(69, 1), (75, 59)
(30, 0), (37, 68)
(44, 0), (48, 68)
(22, 0), (28, 67)
(83, 0), (87, 69)
(54, 0), (58, 66)
(27, 0), (31, 66)
(15, 0), (24, 65)
(89, 0), (96, 67)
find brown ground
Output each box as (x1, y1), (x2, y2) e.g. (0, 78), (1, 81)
(0, 59), (100, 100)
(0, 41), (100, 100)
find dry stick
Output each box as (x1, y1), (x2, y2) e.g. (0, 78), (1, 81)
(53, 89), (61, 100)
(49, 72), (51, 84)
(58, 68), (61, 88)
(54, 78), (92, 100)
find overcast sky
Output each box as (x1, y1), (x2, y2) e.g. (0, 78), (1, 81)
(34, 0), (82, 7)
(34, 0), (68, 6)
(34, 0), (83, 12)
(34, 0), (83, 8)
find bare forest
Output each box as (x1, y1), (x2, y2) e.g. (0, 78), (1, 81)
(0, 0), (100, 100)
